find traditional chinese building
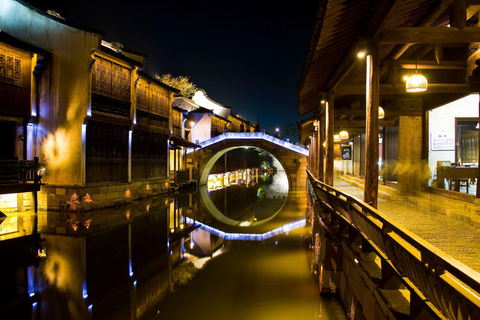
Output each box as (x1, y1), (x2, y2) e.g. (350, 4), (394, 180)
(0, 0), (179, 213)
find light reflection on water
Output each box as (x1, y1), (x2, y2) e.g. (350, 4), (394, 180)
(25, 170), (346, 319)
(147, 227), (347, 320)
(207, 169), (288, 223)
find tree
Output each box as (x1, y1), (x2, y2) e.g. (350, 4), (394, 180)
(155, 73), (198, 97)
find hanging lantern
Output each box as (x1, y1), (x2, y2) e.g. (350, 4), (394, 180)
(378, 106), (385, 119)
(333, 135), (340, 142)
(406, 73), (428, 92)
(338, 129), (349, 139)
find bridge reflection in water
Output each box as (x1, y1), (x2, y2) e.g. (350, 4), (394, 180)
(15, 167), (347, 320)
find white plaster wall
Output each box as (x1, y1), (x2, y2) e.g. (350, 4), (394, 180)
(192, 90), (231, 118)
(428, 94), (479, 179)
(191, 114), (212, 143)
(0, 0), (102, 185)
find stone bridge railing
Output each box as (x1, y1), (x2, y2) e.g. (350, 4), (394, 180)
(307, 170), (480, 320)
(188, 132), (309, 156)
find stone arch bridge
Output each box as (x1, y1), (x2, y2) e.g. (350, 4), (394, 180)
(188, 132), (308, 188)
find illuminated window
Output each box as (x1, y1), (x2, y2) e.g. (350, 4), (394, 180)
(0, 46), (22, 86)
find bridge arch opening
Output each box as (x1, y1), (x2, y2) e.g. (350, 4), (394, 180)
(198, 146), (290, 188)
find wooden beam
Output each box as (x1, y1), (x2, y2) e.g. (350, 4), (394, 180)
(334, 109), (423, 117)
(393, 60), (466, 69)
(435, 44), (443, 64)
(334, 84), (470, 95)
(334, 120), (397, 127)
(388, 0), (451, 60)
(452, 0), (467, 30)
(325, 0), (401, 91)
(467, 5), (480, 19)
(381, 27), (480, 44)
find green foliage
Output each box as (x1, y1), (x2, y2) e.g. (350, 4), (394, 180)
(172, 262), (198, 287)
(257, 187), (265, 200)
(260, 160), (270, 168)
(257, 148), (273, 168)
(156, 73), (198, 97)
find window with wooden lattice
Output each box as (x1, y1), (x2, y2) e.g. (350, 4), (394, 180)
(0, 46), (22, 86)
(150, 88), (169, 117)
(136, 82), (148, 111)
(92, 56), (131, 101)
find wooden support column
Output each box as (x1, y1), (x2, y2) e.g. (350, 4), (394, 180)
(317, 122), (324, 181)
(422, 109), (430, 188)
(325, 95), (334, 186)
(311, 133), (316, 176)
(477, 95), (480, 198)
(320, 111), (326, 182)
(364, 40), (379, 208)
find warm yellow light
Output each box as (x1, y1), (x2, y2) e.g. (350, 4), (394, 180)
(406, 73), (428, 92)
(357, 51), (366, 58)
(333, 135), (341, 142)
(321, 100), (326, 104)
(323, 141), (327, 147)
(339, 129), (349, 139)
(378, 106), (385, 119)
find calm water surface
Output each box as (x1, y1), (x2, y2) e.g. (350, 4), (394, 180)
(29, 169), (346, 319)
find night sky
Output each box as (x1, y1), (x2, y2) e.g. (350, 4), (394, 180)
(28, 0), (318, 132)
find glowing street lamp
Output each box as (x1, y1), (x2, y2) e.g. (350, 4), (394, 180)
(378, 106), (385, 119)
(338, 129), (349, 139)
(406, 73), (428, 92)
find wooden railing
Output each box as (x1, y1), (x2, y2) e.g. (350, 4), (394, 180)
(0, 157), (41, 184)
(307, 169), (480, 320)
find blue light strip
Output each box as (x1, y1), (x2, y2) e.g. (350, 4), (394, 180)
(186, 132), (308, 156)
(185, 217), (306, 241)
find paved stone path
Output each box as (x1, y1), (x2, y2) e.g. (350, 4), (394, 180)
(333, 179), (480, 275)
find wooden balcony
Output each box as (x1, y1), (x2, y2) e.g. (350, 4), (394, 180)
(0, 157), (42, 195)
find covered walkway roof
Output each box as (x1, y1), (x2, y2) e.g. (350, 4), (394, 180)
(298, 0), (480, 135)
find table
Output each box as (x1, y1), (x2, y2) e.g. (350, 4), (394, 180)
(436, 167), (478, 191)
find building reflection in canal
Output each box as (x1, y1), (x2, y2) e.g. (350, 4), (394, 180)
(14, 168), (344, 319)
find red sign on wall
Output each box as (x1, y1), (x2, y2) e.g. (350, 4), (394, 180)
(431, 132), (455, 151)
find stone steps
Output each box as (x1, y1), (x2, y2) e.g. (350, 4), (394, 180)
(338, 174), (480, 228)
(405, 192), (480, 228)
(338, 175), (399, 200)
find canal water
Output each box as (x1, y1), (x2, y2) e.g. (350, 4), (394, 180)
(27, 155), (346, 319)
